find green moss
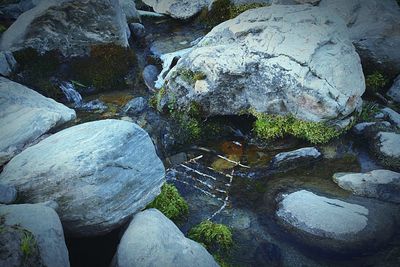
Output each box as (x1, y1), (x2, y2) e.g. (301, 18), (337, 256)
(20, 231), (36, 258)
(147, 183), (189, 222)
(0, 24), (7, 33)
(179, 69), (207, 85)
(71, 44), (137, 91)
(365, 71), (387, 94)
(358, 102), (380, 122)
(252, 112), (344, 144)
(13, 48), (64, 100)
(198, 0), (267, 28)
(189, 220), (233, 252)
(213, 254), (231, 267)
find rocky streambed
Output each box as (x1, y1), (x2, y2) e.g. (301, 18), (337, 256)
(1, 0), (400, 267)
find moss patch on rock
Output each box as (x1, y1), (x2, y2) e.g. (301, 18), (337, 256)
(252, 112), (347, 144)
(188, 220), (233, 252)
(147, 183), (189, 222)
(365, 71), (387, 94)
(12, 48), (64, 100)
(71, 44), (137, 91)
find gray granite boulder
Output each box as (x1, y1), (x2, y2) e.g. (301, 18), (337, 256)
(163, 5), (364, 126)
(0, 119), (165, 236)
(319, 0), (400, 73)
(276, 190), (396, 253)
(333, 170), (400, 203)
(112, 209), (218, 267)
(0, 0), (129, 57)
(0, 77), (76, 166)
(269, 147), (321, 171)
(119, 0), (140, 22)
(0, 203), (70, 267)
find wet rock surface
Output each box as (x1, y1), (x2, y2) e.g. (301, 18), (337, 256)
(333, 170), (400, 203)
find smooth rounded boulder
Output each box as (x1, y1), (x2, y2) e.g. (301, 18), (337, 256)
(0, 119), (165, 236)
(0, 77), (76, 166)
(0, 203), (70, 267)
(163, 5), (365, 125)
(276, 190), (396, 253)
(112, 209), (219, 267)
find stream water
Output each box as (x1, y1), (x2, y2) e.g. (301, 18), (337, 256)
(61, 14), (400, 267)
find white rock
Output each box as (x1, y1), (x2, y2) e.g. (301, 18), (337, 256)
(0, 119), (165, 236)
(333, 170), (400, 203)
(112, 209), (218, 267)
(0, 77), (76, 166)
(142, 0), (211, 20)
(0, 203), (70, 267)
(164, 5), (364, 125)
(381, 107), (400, 127)
(270, 147), (321, 171)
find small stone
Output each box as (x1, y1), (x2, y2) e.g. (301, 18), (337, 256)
(123, 97), (148, 115)
(129, 23), (146, 39)
(269, 147), (321, 171)
(387, 75), (400, 103)
(142, 65), (159, 92)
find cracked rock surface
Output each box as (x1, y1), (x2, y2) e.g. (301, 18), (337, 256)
(164, 5), (365, 124)
(0, 119), (165, 237)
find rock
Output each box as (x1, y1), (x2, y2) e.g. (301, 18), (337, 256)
(0, 0), (129, 57)
(269, 147), (321, 171)
(123, 97), (148, 115)
(142, 0), (211, 20)
(129, 23), (146, 39)
(387, 76), (400, 103)
(0, 77), (76, 166)
(0, 203), (70, 267)
(276, 190), (396, 253)
(319, 0), (400, 73)
(294, 0), (320, 4)
(352, 121), (391, 135)
(333, 170), (400, 203)
(0, 119), (165, 236)
(119, 0), (141, 22)
(0, 224), (45, 267)
(0, 51), (17, 76)
(167, 152), (188, 166)
(381, 107), (400, 127)
(0, 0), (41, 20)
(0, 184), (17, 204)
(164, 5), (365, 125)
(373, 131), (400, 170)
(142, 64), (159, 91)
(112, 209), (219, 267)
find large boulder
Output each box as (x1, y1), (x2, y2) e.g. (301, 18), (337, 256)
(0, 203), (70, 267)
(0, 77), (76, 166)
(319, 0), (400, 73)
(111, 209), (218, 267)
(142, 0), (211, 20)
(0, 119), (165, 236)
(276, 190), (396, 253)
(0, 0), (129, 57)
(333, 170), (400, 204)
(163, 5), (365, 125)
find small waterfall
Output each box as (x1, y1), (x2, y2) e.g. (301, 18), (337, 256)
(60, 82), (83, 107)
(59, 82), (107, 111)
